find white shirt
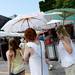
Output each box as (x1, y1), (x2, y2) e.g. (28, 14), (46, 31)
(24, 41), (49, 75)
(57, 40), (75, 67)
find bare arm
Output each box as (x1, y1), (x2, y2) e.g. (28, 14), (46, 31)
(19, 50), (24, 57)
(62, 37), (72, 54)
(23, 46), (34, 63)
(6, 51), (12, 74)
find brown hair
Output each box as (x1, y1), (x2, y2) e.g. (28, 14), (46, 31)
(8, 38), (20, 57)
(56, 25), (69, 37)
(24, 28), (37, 42)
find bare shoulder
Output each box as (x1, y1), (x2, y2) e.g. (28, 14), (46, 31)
(28, 46), (34, 55)
(6, 50), (10, 56)
(6, 50), (14, 58)
(28, 46), (34, 52)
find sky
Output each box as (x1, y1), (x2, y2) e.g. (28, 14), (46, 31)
(0, 0), (43, 17)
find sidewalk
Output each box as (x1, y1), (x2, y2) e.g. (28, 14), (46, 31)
(0, 60), (30, 75)
(0, 61), (8, 75)
(49, 61), (65, 75)
(0, 60), (65, 75)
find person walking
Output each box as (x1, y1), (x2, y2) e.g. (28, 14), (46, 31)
(56, 25), (75, 75)
(6, 38), (25, 75)
(23, 28), (49, 75)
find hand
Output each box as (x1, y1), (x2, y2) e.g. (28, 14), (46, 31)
(45, 58), (50, 64)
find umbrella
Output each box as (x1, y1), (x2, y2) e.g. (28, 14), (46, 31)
(44, 12), (62, 21)
(47, 20), (63, 25)
(1, 12), (47, 32)
(54, 8), (75, 19)
(46, 20), (63, 29)
(45, 12), (62, 16)
(45, 8), (75, 20)
(45, 8), (75, 25)
(46, 20), (72, 29)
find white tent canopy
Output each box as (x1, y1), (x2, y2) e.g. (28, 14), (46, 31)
(0, 31), (24, 37)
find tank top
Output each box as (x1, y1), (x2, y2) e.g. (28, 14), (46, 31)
(26, 41), (49, 75)
(57, 40), (75, 67)
(11, 49), (24, 74)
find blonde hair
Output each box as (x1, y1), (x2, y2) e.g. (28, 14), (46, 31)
(56, 25), (69, 37)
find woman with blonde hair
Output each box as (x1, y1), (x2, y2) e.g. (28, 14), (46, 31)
(56, 25), (75, 75)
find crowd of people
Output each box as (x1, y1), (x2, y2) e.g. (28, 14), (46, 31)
(3, 25), (75, 75)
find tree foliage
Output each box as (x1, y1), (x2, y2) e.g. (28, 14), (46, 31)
(55, 0), (63, 8)
(63, 0), (75, 8)
(39, 0), (75, 12)
(39, 0), (56, 12)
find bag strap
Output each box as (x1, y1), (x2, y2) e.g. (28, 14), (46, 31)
(39, 41), (43, 75)
(19, 49), (24, 57)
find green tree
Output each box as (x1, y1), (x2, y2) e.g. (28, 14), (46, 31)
(63, 0), (75, 8)
(39, 0), (75, 12)
(39, 0), (56, 12)
(55, 0), (64, 8)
